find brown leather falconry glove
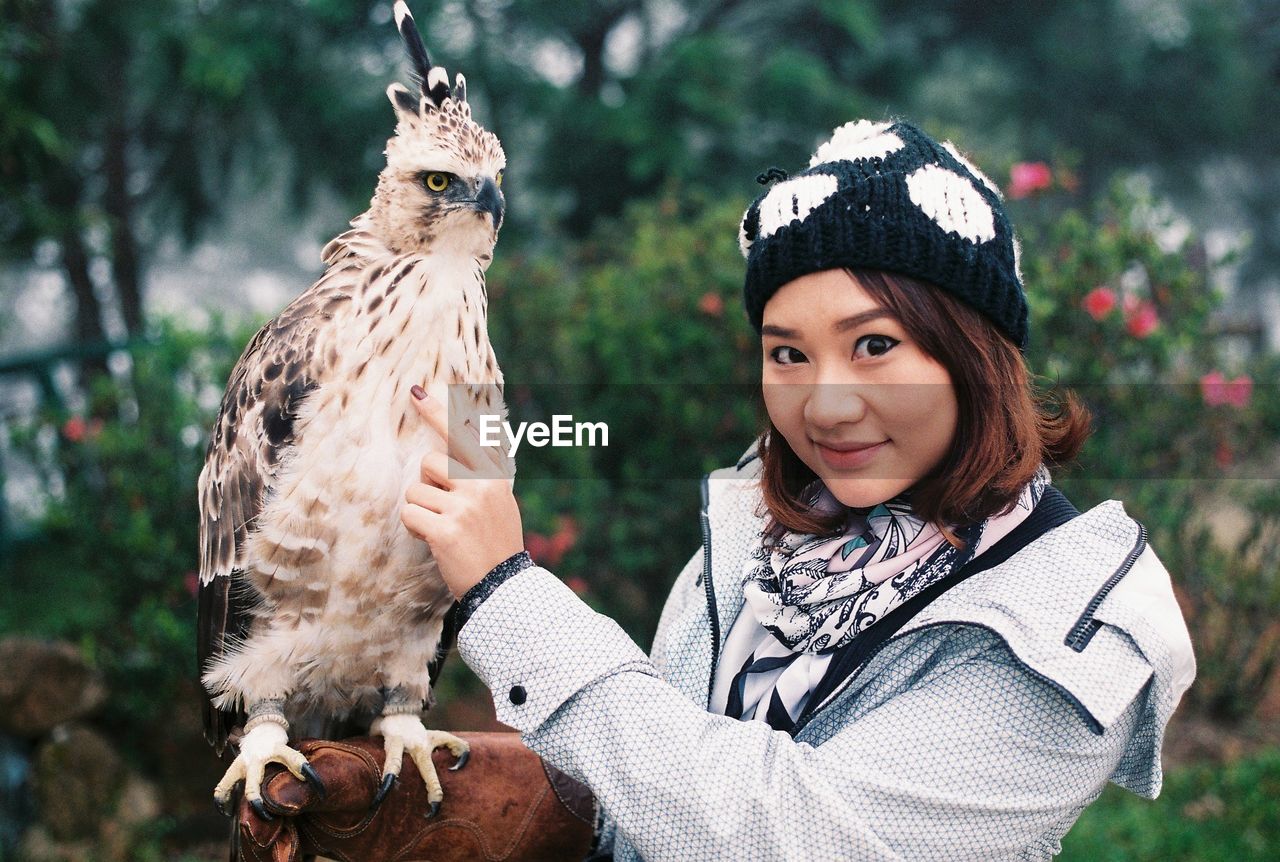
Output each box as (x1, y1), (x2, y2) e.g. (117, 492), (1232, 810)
(235, 733), (596, 862)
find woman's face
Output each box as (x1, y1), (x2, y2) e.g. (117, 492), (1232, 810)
(761, 269), (959, 509)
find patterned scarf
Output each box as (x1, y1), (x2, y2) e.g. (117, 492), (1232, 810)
(722, 468), (1049, 729)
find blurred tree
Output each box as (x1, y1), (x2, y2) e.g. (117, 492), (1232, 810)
(886, 0), (1279, 302)
(4, 0), (1276, 348)
(0, 0), (391, 358)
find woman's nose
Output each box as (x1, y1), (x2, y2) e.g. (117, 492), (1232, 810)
(804, 379), (868, 430)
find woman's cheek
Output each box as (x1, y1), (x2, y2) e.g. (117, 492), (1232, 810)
(763, 385), (804, 442)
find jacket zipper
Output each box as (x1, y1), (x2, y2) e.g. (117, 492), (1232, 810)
(1063, 523), (1147, 652)
(698, 474), (720, 704)
(790, 524), (1148, 737)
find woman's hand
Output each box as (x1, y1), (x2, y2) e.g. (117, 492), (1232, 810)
(400, 386), (524, 598)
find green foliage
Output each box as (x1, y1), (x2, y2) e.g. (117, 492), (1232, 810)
(486, 189), (762, 634)
(1014, 176), (1280, 721)
(0, 317), (257, 761)
(1060, 747), (1280, 860)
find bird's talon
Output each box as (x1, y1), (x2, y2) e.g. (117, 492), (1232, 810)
(250, 798), (274, 821)
(372, 773), (398, 809)
(301, 762), (327, 799)
(214, 796), (233, 817)
(427, 800), (441, 818)
(449, 748), (470, 771)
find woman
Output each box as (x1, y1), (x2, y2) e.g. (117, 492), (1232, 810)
(246, 120), (1196, 860)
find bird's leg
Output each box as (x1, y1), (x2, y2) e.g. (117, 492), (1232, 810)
(212, 698), (326, 819)
(369, 686), (469, 815)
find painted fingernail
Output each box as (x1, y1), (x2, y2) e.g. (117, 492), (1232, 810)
(411, 384), (427, 400)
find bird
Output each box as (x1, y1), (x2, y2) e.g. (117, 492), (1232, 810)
(196, 0), (511, 825)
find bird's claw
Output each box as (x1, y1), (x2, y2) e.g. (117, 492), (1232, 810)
(449, 748), (470, 771)
(214, 782), (240, 818)
(372, 772), (397, 809)
(427, 800), (441, 818)
(301, 762), (327, 799)
(250, 797), (274, 821)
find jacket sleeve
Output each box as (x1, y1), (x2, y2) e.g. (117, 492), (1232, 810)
(457, 565), (1144, 861)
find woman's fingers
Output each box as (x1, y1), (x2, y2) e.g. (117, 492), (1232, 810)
(400, 495), (443, 541)
(405, 482), (450, 512)
(409, 386), (509, 478)
(418, 449), (480, 488)
(410, 387), (490, 471)
(410, 385), (450, 440)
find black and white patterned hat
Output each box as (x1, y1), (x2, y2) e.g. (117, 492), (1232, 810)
(740, 120), (1028, 350)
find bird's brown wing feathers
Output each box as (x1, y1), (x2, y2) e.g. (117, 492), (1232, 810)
(196, 270), (358, 752)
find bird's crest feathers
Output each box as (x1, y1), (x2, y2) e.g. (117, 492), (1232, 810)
(382, 1), (503, 173)
(394, 1), (459, 112)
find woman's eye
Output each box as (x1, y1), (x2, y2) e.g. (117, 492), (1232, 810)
(854, 334), (898, 359)
(422, 172), (451, 192)
(769, 346), (807, 365)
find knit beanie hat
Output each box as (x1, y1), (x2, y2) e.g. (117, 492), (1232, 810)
(740, 120), (1028, 350)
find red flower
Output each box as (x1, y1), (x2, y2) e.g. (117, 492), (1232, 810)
(698, 291), (724, 317)
(525, 531), (554, 566)
(62, 416), (87, 442)
(548, 516), (578, 562)
(524, 516), (579, 569)
(1201, 371), (1252, 408)
(1008, 162), (1052, 199)
(1124, 301), (1160, 339)
(1082, 286), (1116, 321)
(1215, 440), (1234, 470)
(185, 572), (200, 598)
(565, 576), (589, 596)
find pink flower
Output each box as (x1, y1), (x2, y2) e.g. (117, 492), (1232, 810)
(698, 291), (724, 317)
(1215, 440), (1234, 470)
(565, 576), (589, 596)
(1082, 286), (1116, 321)
(1224, 376), (1253, 408)
(185, 572), (200, 598)
(1201, 371), (1252, 408)
(1124, 301), (1160, 339)
(1008, 162), (1052, 199)
(62, 416), (87, 442)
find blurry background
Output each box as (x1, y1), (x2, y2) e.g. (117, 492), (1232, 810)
(1, 0), (1278, 858)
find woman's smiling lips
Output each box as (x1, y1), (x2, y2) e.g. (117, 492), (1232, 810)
(813, 439), (888, 469)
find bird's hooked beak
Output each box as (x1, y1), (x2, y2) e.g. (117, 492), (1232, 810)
(473, 177), (504, 231)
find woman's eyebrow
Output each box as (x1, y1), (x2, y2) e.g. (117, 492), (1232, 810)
(761, 309), (893, 339)
(833, 309), (893, 332)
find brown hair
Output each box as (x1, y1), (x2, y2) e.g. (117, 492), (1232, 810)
(759, 269), (1090, 545)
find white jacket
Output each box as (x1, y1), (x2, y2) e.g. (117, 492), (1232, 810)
(457, 451), (1196, 860)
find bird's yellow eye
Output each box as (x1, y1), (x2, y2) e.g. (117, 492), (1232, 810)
(495, 170), (504, 188)
(423, 172), (450, 192)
